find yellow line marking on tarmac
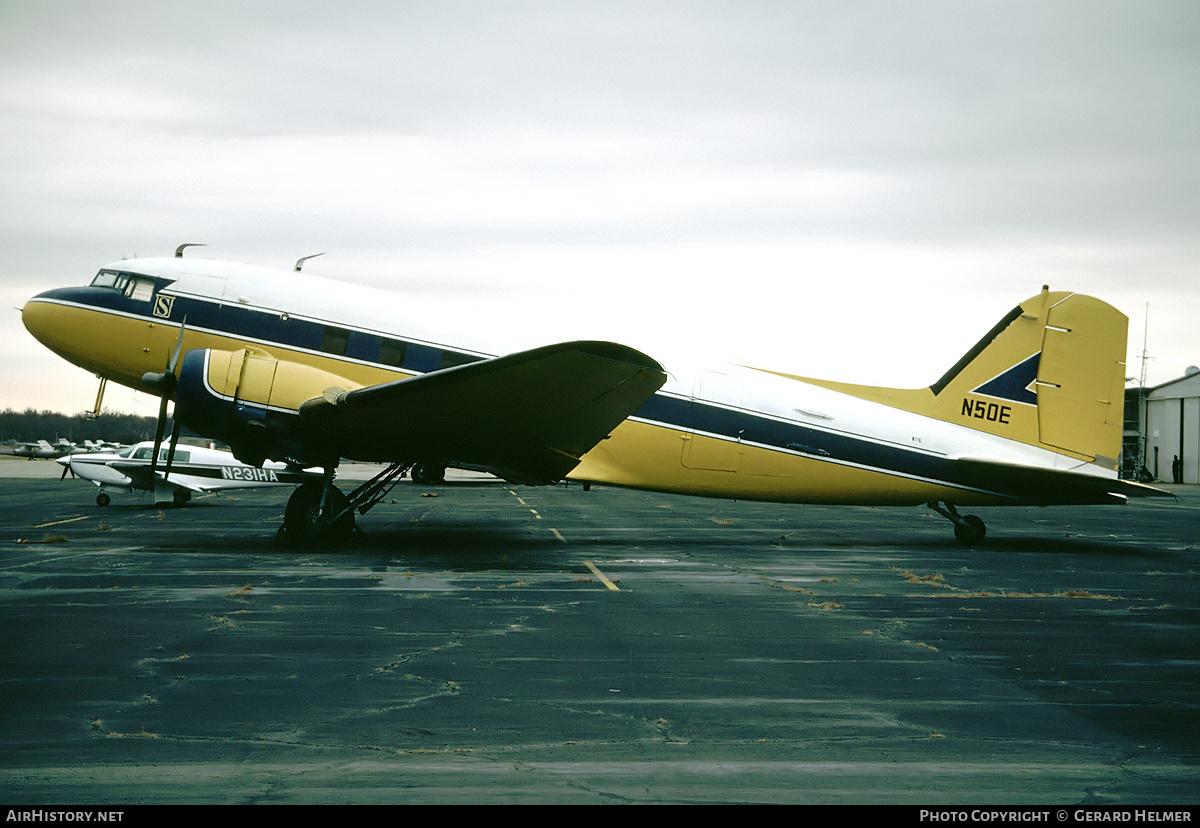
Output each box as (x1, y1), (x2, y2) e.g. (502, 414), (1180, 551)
(34, 516), (89, 528)
(551, 528), (567, 544)
(585, 560), (620, 592)
(530, 509), (542, 519)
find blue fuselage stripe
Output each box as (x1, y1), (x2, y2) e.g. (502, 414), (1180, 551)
(60, 284), (967, 490)
(633, 393), (954, 483)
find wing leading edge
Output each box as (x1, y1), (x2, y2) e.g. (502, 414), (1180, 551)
(299, 340), (668, 484)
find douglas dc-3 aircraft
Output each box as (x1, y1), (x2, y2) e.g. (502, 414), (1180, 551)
(56, 440), (323, 507)
(22, 245), (1168, 544)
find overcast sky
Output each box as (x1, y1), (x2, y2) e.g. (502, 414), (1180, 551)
(2, 0), (1197, 418)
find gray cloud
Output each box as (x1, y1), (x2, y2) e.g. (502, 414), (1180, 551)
(2, 0), (1197, 413)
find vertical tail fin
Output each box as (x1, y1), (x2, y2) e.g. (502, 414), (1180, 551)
(760, 288), (1128, 471)
(926, 288), (1128, 469)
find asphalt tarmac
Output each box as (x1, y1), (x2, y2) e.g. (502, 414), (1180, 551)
(1, 457), (1197, 805)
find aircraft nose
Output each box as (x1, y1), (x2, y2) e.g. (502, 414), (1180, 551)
(21, 288), (68, 350)
(22, 286), (99, 366)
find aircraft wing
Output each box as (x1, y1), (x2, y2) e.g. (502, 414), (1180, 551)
(947, 458), (1173, 505)
(299, 340), (668, 484)
(105, 462), (203, 494)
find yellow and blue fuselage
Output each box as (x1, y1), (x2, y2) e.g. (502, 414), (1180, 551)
(23, 256), (1129, 508)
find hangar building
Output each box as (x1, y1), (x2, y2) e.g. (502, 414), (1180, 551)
(1124, 367), (1200, 484)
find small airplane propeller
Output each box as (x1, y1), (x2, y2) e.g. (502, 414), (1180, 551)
(140, 320), (187, 488)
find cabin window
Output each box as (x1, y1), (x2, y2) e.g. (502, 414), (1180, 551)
(320, 326), (350, 356)
(380, 339), (407, 367)
(132, 446), (190, 462)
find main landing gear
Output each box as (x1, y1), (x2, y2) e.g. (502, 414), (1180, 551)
(280, 462), (410, 545)
(410, 463), (446, 484)
(927, 501), (987, 546)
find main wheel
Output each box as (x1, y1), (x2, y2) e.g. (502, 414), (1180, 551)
(411, 463), (446, 484)
(283, 482), (354, 544)
(96, 492), (110, 507)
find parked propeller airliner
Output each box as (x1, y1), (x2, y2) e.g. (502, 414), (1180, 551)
(22, 246), (1168, 543)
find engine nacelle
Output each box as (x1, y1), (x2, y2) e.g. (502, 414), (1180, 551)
(176, 347), (360, 466)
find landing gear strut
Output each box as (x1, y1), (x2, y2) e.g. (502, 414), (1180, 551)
(928, 501), (987, 545)
(280, 462), (411, 545)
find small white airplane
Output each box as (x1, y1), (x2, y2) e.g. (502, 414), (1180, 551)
(12, 439), (75, 459)
(56, 440), (323, 506)
(22, 245), (1168, 543)
(80, 439), (125, 452)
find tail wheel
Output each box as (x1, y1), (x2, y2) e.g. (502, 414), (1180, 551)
(953, 514), (987, 546)
(928, 501), (988, 546)
(283, 481), (354, 544)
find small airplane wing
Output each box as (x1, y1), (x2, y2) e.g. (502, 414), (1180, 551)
(106, 462), (208, 494)
(947, 458), (1173, 505)
(299, 340), (668, 484)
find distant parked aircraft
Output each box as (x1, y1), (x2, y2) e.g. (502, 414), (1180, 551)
(12, 439), (74, 459)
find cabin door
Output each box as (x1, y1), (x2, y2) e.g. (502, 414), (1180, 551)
(681, 371), (744, 472)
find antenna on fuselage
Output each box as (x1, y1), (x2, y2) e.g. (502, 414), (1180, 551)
(174, 243), (206, 258)
(294, 253), (325, 271)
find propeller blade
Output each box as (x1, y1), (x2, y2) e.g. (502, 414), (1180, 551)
(148, 394), (170, 482)
(167, 317), (188, 375)
(162, 418), (182, 484)
(144, 318), (188, 486)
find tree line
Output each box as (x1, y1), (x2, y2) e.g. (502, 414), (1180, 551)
(0, 408), (165, 446)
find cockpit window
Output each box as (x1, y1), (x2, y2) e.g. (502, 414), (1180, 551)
(90, 270), (156, 301)
(127, 277), (154, 301)
(91, 270), (122, 289)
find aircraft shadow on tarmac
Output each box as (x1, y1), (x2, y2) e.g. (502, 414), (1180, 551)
(169, 511), (1172, 564)
(71, 480), (1182, 562)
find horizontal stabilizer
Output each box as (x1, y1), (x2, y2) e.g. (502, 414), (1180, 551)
(948, 457), (1172, 505)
